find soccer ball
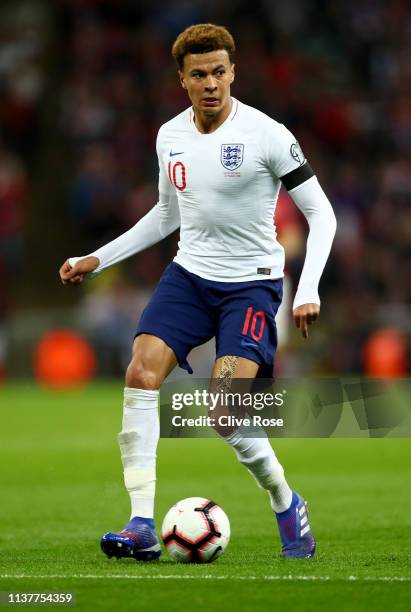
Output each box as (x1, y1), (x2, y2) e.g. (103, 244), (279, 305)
(161, 497), (230, 563)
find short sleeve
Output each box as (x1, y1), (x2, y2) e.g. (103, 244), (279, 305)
(155, 125), (180, 235)
(156, 125), (177, 201)
(264, 121), (307, 179)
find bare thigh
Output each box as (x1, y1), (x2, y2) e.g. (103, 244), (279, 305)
(210, 355), (259, 435)
(125, 334), (178, 390)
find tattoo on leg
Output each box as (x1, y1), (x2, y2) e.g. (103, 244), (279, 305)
(215, 356), (239, 394)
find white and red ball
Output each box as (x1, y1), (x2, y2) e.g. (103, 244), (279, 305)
(161, 497), (230, 563)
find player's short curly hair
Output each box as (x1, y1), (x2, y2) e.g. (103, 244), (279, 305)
(172, 23), (235, 70)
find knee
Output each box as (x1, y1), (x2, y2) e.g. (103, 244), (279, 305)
(125, 360), (162, 390)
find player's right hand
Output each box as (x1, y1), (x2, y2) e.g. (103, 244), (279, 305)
(59, 256), (100, 285)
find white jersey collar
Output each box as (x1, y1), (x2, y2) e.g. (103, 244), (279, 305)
(189, 97), (239, 135)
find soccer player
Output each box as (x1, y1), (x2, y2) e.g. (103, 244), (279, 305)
(59, 24), (336, 560)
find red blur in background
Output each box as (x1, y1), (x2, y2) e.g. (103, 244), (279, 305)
(34, 330), (96, 388)
(363, 328), (408, 378)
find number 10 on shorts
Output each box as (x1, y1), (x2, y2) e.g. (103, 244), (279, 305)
(242, 307), (266, 341)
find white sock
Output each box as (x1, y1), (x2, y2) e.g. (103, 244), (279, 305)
(224, 426), (293, 513)
(118, 387), (159, 519)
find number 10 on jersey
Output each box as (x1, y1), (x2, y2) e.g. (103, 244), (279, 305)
(168, 161), (187, 191)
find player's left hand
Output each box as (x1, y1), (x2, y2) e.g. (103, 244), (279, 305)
(293, 303), (320, 339)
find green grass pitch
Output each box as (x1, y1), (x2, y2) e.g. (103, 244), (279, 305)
(0, 382), (410, 611)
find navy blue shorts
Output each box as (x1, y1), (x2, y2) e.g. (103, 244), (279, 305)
(136, 263), (283, 378)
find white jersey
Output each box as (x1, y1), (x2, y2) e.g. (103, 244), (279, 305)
(157, 97), (304, 282)
(70, 97), (336, 308)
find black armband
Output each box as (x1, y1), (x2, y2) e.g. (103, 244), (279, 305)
(280, 162), (314, 191)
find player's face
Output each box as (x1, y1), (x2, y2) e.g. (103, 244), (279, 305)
(179, 50), (235, 119)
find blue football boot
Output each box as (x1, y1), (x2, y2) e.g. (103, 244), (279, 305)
(275, 491), (316, 558)
(100, 517), (161, 562)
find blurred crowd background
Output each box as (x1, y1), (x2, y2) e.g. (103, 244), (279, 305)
(0, 0), (410, 383)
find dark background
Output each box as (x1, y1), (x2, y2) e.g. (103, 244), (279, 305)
(0, 0), (410, 379)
